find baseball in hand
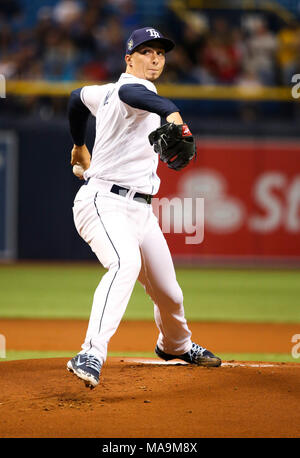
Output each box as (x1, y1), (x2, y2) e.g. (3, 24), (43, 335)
(72, 163), (85, 179)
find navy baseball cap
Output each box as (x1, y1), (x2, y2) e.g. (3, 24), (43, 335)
(126, 27), (175, 54)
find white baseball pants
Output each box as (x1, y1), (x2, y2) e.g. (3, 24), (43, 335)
(73, 179), (192, 364)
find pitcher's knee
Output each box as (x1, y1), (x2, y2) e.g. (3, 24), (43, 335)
(170, 285), (184, 307)
(157, 284), (183, 308)
(118, 253), (141, 279)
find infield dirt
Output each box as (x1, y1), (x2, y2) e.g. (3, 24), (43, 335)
(0, 319), (299, 438)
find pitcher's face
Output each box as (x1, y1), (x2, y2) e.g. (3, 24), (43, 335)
(125, 41), (166, 81)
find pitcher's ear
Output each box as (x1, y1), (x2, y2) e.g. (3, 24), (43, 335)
(125, 54), (133, 66)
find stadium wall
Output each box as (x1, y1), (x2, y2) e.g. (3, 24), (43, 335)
(0, 116), (299, 265)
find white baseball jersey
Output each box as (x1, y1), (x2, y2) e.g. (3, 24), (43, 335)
(80, 73), (161, 195)
(70, 71), (193, 370)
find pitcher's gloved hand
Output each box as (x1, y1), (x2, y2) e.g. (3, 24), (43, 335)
(148, 123), (196, 171)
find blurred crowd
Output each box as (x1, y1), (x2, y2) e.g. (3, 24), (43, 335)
(0, 0), (142, 82)
(169, 13), (300, 87)
(172, 14), (300, 87)
(1, 0), (300, 86)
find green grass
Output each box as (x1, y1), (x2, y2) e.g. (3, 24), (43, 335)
(0, 263), (299, 322)
(0, 350), (73, 361)
(0, 350), (298, 364)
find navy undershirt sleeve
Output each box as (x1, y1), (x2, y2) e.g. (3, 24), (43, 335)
(118, 84), (179, 118)
(67, 88), (90, 146)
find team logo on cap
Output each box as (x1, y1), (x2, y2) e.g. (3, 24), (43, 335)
(146, 28), (160, 38)
(128, 39), (133, 50)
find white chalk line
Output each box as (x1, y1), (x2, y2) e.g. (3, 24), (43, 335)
(222, 362), (276, 368)
(122, 358), (277, 368)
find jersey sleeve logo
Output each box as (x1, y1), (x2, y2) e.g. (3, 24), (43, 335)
(104, 88), (115, 105)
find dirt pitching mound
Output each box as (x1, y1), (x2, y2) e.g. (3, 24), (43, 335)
(1, 319), (299, 353)
(0, 357), (300, 438)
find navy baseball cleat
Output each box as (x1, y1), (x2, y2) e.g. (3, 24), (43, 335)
(67, 353), (102, 389)
(155, 342), (222, 367)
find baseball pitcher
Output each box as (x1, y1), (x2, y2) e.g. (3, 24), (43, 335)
(67, 27), (221, 389)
